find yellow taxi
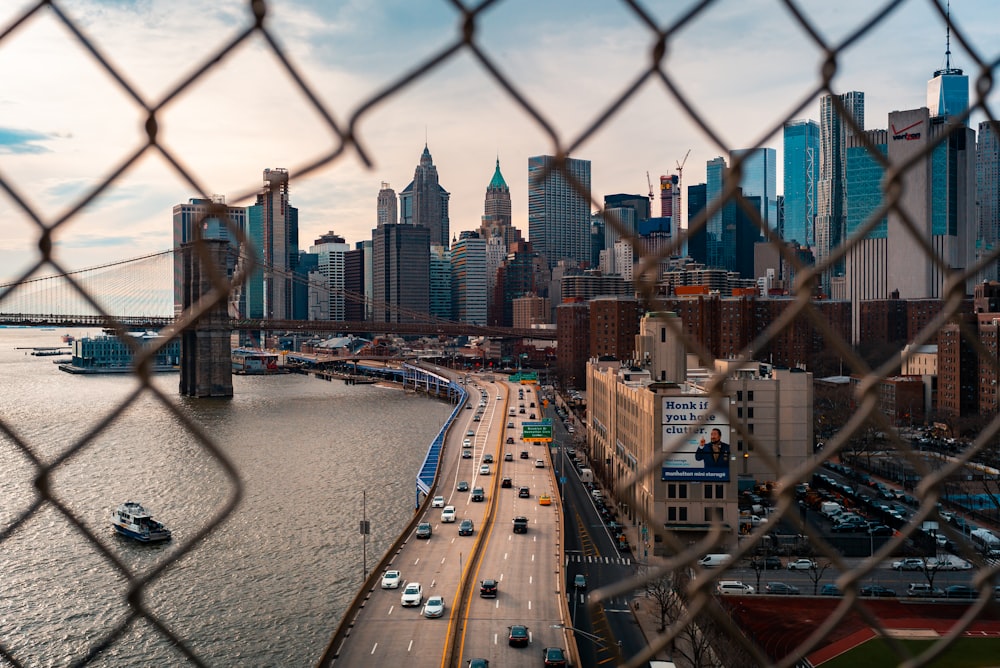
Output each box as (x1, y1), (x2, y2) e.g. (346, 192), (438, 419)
(538, 494), (552, 506)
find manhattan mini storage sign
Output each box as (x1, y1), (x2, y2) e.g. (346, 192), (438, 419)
(660, 396), (731, 482)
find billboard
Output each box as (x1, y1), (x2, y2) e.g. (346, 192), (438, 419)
(660, 396), (731, 482)
(522, 420), (553, 442)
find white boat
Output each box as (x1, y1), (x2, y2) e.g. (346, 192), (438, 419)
(111, 501), (172, 542)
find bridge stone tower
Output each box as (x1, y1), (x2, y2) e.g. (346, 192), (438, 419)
(179, 239), (233, 398)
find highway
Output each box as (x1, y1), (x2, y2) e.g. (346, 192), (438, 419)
(329, 377), (572, 667)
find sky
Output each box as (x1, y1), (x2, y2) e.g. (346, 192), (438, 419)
(1, 0), (999, 286)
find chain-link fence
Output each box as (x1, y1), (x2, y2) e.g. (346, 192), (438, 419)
(3, 0), (1000, 666)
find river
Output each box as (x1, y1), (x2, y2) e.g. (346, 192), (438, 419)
(0, 327), (453, 666)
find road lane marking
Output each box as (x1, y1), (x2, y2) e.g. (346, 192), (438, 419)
(371, 643), (378, 654)
(528, 600), (532, 610)
(388, 605), (394, 615)
(529, 576), (533, 584)
(407, 640), (413, 652)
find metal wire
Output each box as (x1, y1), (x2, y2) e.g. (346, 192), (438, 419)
(1, 0), (999, 666)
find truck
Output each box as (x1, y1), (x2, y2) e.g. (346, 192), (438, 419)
(820, 501), (842, 518)
(579, 468), (593, 484)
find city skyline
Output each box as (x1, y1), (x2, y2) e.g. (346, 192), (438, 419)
(1, 0), (999, 282)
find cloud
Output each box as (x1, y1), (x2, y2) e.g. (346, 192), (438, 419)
(0, 127), (56, 154)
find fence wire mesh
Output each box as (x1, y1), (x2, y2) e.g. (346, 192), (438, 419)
(2, 0), (1000, 666)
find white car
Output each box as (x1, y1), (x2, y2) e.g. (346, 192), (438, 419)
(381, 570), (402, 589)
(431, 495), (445, 508)
(787, 559), (817, 571)
(401, 582), (423, 607)
(441, 506), (456, 523)
(716, 580), (755, 595)
(479, 464), (491, 475)
(535, 459), (545, 468)
(422, 595), (445, 618)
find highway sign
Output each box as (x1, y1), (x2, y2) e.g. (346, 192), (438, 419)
(521, 420), (553, 442)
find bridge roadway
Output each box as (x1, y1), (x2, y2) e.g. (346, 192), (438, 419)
(330, 377), (573, 667)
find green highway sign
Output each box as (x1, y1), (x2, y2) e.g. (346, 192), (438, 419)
(521, 420), (553, 442)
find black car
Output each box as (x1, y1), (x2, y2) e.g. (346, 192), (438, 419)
(859, 585), (896, 598)
(868, 524), (893, 536)
(542, 647), (567, 667)
(520, 451), (529, 459)
(751, 556), (783, 570)
(483, 454), (494, 464)
(512, 516), (528, 533)
(507, 624), (529, 647)
(765, 582), (800, 595)
(518, 486), (530, 498)
(506, 437), (514, 444)
(832, 521), (867, 533)
(457, 481), (469, 492)
(501, 477), (513, 488)
(415, 522), (432, 539)
(459, 519), (475, 536)
(945, 584), (978, 599)
(480, 579), (498, 597)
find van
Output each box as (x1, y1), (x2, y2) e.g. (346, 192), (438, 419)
(579, 468), (593, 484)
(820, 502), (841, 518)
(698, 554), (732, 569)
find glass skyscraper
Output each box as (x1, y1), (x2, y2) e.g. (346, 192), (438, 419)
(782, 119), (819, 247)
(730, 147), (777, 233)
(705, 156), (730, 270)
(528, 155), (591, 269)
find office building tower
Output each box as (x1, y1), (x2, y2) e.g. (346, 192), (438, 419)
(245, 168), (299, 320)
(783, 119), (820, 247)
(730, 147), (777, 232)
(372, 223), (430, 323)
(429, 244), (452, 319)
(659, 174), (680, 220)
(356, 239), (374, 320)
(528, 155), (592, 269)
(344, 245), (366, 321)
(399, 144), (450, 247)
(600, 206), (637, 275)
(705, 156), (732, 271)
(491, 241), (538, 327)
(686, 183), (707, 265)
(816, 91), (865, 292)
(308, 231), (350, 321)
(171, 196), (246, 316)
(978, 121), (1000, 280)
(485, 235), (506, 320)
(479, 158), (523, 250)
(887, 107), (976, 299)
(452, 231), (488, 325)
(927, 17), (968, 125)
(376, 182), (397, 227)
(590, 214), (605, 270)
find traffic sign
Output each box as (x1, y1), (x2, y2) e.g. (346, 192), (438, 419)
(521, 420), (553, 442)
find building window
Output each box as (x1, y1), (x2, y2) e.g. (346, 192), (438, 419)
(748, 407), (754, 418)
(748, 391), (754, 401)
(736, 390), (743, 401)
(703, 484), (724, 499)
(667, 506), (688, 522)
(704, 507), (724, 522)
(667, 483), (688, 499)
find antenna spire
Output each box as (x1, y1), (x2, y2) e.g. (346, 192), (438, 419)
(945, 0), (952, 71)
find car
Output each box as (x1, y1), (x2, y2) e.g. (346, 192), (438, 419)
(530, 402), (536, 407)
(820, 584), (842, 596)
(480, 579), (498, 597)
(479, 464), (491, 475)
(574, 574), (587, 590)
(716, 580), (755, 595)
(496, 395), (501, 400)
(457, 481), (469, 492)
(507, 422), (514, 429)
(868, 524), (893, 536)
(483, 454), (494, 464)
(380, 570), (402, 589)
(465, 404), (472, 410)
(787, 559), (817, 571)
(518, 486), (530, 498)
(539, 494), (552, 506)
(422, 595), (445, 618)
(520, 450), (529, 459)
(501, 477), (513, 488)
(859, 584), (896, 598)
(945, 584), (978, 599)
(431, 495), (445, 508)
(892, 558), (927, 571)
(401, 582), (423, 606)
(467, 660), (489, 668)
(504, 451), (513, 461)
(765, 582), (800, 595)
(508, 624), (529, 647)
(513, 516), (528, 533)
(441, 506), (456, 523)
(462, 449), (472, 459)
(459, 519), (475, 536)
(929, 556), (972, 571)
(542, 647), (568, 668)
(506, 437), (515, 444)
(472, 487), (485, 502)
(463, 438), (472, 447)
(907, 583), (944, 598)
(751, 556), (783, 570)
(535, 459), (545, 468)
(415, 522), (432, 539)
(831, 521), (866, 533)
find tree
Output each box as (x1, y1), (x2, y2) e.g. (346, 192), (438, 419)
(804, 560), (833, 596)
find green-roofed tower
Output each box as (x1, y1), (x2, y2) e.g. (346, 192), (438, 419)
(480, 157), (522, 250)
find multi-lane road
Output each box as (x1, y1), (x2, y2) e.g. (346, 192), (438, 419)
(331, 377), (574, 667)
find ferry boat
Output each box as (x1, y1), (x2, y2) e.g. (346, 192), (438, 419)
(111, 501), (172, 542)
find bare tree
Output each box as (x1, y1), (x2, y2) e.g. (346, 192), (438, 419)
(804, 561), (833, 596)
(643, 570), (674, 633)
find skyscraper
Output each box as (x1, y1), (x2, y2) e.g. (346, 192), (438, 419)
(171, 196), (246, 317)
(452, 231), (487, 325)
(429, 244), (452, 320)
(927, 16), (969, 125)
(480, 158), (522, 251)
(528, 155), (591, 269)
(372, 223), (430, 323)
(730, 147), (777, 232)
(705, 156), (731, 270)
(399, 144), (450, 248)
(308, 231), (350, 321)
(377, 182), (397, 227)
(977, 121), (1000, 280)
(816, 91), (865, 292)
(782, 119), (820, 247)
(245, 168), (299, 320)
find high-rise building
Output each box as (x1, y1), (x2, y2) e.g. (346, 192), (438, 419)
(978, 121), (1000, 280)
(782, 119), (820, 247)
(686, 183), (707, 265)
(528, 155), (592, 269)
(399, 144), (450, 248)
(245, 168), (299, 320)
(371, 223), (430, 323)
(705, 156), (731, 271)
(927, 17), (969, 125)
(816, 92), (865, 292)
(343, 245), (366, 321)
(491, 240), (538, 327)
(376, 182), (397, 228)
(171, 196), (246, 316)
(308, 231), (350, 321)
(451, 231), (487, 325)
(480, 158), (523, 249)
(429, 244), (452, 320)
(600, 207), (636, 276)
(730, 148), (777, 231)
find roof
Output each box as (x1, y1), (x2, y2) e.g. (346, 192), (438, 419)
(488, 158), (508, 190)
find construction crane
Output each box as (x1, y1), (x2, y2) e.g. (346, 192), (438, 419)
(675, 149), (691, 223)
(646, 171), (654, 202)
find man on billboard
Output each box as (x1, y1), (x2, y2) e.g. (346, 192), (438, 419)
(696, 428), (730, 472)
